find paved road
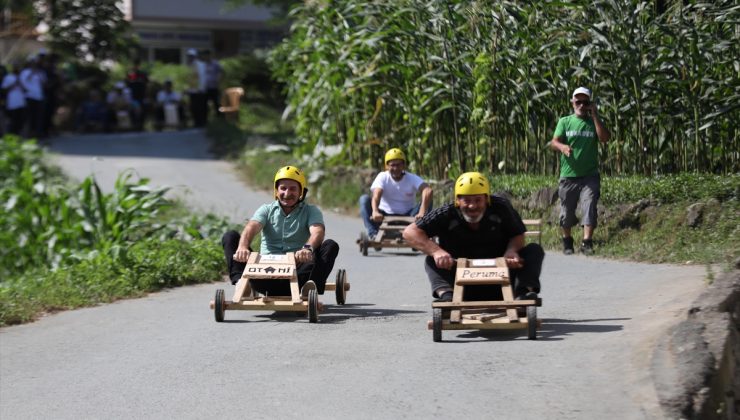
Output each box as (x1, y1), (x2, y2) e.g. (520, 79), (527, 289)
(1, 131), (706, 419)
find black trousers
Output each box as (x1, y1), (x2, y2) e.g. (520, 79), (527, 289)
(424, 243), (544, 300)
(222, 230), (339, 295)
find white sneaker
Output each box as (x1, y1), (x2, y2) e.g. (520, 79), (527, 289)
(301, 280), (317, 299)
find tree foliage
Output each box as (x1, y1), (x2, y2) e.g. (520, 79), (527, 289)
(34, 0), (136, 62)
(269, 0), (739, 179)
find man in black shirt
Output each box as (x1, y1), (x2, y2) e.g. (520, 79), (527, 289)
(403, 172), (544, 302)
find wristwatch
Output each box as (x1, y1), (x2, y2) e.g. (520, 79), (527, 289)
(302, 244), (314, 253)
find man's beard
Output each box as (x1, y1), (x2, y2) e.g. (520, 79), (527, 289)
(461, 211), (483, 223)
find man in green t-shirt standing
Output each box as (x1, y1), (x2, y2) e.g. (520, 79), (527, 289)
(221, 166), (339, 296)
(550, 87), (611, 255)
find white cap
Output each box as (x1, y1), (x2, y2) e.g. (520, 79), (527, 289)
(114, 81), (125, 89)
(187, 48), (198, 56)
(572, 87), (592, 98)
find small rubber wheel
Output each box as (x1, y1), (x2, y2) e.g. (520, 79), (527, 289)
(432, 308), (443, 342)
(359, 231), (369, 256)
(308, 289), (319, 323)
(335, 269), (347, 305)
(527, 306), (537, 340)
(214, 289), (225, 322)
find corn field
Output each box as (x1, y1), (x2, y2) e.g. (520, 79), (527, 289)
(269, 0), (739, 179)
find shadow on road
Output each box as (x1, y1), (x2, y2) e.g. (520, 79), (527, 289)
(537, 317), (628, 340)
(219, 303), (425, 324)
(435, 317), (628, 343)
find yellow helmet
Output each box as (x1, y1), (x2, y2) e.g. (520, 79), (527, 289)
(454, 172), (490, 204)
(384, 148), (406, 165)
(273, 166), (307, 200)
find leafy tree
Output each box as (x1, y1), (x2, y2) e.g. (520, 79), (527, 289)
(34, 0), (137, 62)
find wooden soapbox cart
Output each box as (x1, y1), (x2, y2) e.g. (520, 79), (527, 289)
(210, 252), (349, 323)
(357, 215), (417, 256)
(429, 257), (542, 342)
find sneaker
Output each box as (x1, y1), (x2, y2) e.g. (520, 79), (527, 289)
(580, 239), (594, 255)
(562, 237), (574, 255)
(301, 280), (317, 299)
(515, 291), (538, 301)
(434, 291), (453, 302)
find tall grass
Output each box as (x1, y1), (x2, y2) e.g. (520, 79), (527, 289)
(269, 0), (739, 179)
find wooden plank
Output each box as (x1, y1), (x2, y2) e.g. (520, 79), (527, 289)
(501, 286), (519, 321)
(232, 277), (249, 302)
(450, 258), (466, 323)
(456, 278), (510, 286)
(290, 277), (301, 304)
(427, 318), (534, 330)
(432, 300), (538, 309)
(225, 300), (309, 312)
(456, 267), (509, 280)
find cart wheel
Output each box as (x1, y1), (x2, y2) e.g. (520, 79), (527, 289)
(527, 306), (537, 340)
(308, 289), (319, 323)
(359, 231), (369, 256)
(214, 289), (225, 322)
(432, 308), (443, 342)
(335, 269), (347, 305)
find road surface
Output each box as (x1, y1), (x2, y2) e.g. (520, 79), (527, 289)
(1, 130), (706, 419)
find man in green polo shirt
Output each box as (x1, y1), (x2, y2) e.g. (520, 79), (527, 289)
(221, 166), (339, 296)
(550, 87), (611, 255)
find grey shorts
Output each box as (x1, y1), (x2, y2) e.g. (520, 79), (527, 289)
(558, 174), (600, 228)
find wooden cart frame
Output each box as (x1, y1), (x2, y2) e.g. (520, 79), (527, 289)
(523, 219), (542, 244)
(210, 252), (349, 323)
(428, 257), (542, 341)
(357, 215), (417, 256)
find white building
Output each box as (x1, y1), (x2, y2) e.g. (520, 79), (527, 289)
(123, 0), (286, 63)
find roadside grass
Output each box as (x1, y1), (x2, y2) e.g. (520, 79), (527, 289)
(0, 136), (233, 326)
(0, 238), (223, 325)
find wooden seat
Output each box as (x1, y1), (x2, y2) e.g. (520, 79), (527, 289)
(218, 87), (244, 122)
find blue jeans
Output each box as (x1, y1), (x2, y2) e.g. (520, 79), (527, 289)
(359, 194), (432, 237)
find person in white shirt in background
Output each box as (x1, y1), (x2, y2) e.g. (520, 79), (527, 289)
(1, 61), (27, 135)
(20, 55), (46, 139)
(359, 147), (434, 240)
(154, 79), (185, 130)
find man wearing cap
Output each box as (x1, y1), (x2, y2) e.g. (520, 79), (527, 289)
(550, 87), (611, 255)
(185, 49), (207, 127)
(403, 172), (543, 302)
(221, 166), (339, 296)
(359, 147), (433, 240)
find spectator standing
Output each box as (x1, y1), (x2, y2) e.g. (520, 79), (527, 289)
(2, 63), (26, 135)
(126, 58), (149, 130)
(201, 50), (223, 121)
(186, 49), (207, 127)
(41, 52), (62, 138)
(20, 55), (46, 139)
(549, 87), (611, 255)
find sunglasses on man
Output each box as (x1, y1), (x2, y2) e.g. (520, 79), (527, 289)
(575, 100), (591, 106)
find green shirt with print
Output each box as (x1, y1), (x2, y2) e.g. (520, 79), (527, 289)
(553, 114), (600, 178)
(251, 201), (324, 254)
